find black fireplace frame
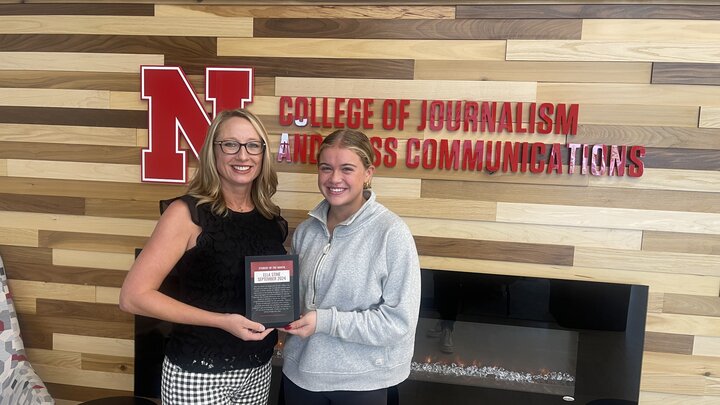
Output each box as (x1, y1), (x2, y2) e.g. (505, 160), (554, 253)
(134, 267), (647, 405)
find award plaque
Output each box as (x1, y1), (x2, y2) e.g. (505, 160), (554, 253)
(245, 254), (300, 328)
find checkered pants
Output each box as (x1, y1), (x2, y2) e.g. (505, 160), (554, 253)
(161, 357), (272, 404)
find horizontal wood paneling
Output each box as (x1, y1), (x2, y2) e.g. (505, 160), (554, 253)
(0, 70), (140, 92)
(415, 60), (651, 82)
(219, 38), (506, 61)
(652, 63), (720, 86)
(168, 55), (415, 78)
(255, 18), (582, 40)
(457, 5), (720, 19)
(644, 331), (694, 355)
(582, 19), (720, 41)
(0, 15), (252, 37)
(2, 2), (718, 401)
(0, 106), (147, 128)
(0, 4), (154, 16)
(507, 40), (720, 63)
(0, 193), (84, 215)
(421, 180), (720, 214)
(0, 123), (138, 146)
(275, 77), (537, 102)
(0, 142), (140, 165)
(0, 52), (163, 73)
(415, 235), (573, 265)
(642, 231), (720, 255)
(156, 4), (455, 19)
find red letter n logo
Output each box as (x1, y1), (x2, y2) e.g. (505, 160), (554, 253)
(141, 66), (254, 183)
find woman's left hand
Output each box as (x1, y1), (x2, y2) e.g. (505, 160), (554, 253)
(284, 311), (317, 338)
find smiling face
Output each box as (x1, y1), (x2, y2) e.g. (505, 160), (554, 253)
(317, 145), (374, 219)
(214, 116), (263, 191)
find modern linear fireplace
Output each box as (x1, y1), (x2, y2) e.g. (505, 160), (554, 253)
(135, 268), (647, 405)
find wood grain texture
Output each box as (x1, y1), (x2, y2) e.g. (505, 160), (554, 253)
(640, 391), (720, 405)
(644, 331), (694, 355)
(167, 55), (414, 78)
(694, 336), (720, 358)
(574, 247), (720, 277)
(0, 4), (154, 16)
(5, 262), (127, 288)
(275, 77), (537, 102)
(0, 123), (138, 146)
(538, 83), (720, 107)
(507, 40), (720, 63)
(37, 299), (133, 323)
(0, 107), (147, 128)
(0, 52), (163, 73)
(6, 159), (140, 183)
(0, 87), (109, 109)
(652, 63), (720, 86)
(0, 15), (252, 37)
(53, 333), (133, 358)
(404, 216), (640, 250)
(457, 4), (720, 19)
(52, 249), (135, 271)
(644, 147), (720, 171)
(33, 363), (133, 391)
(575, 125), (720, 150)
(643, 231), (720, 255)
(646, 313), (720, 336)
(84, 198), (160, 220)
(421, 180), (720, 214)
(415, 235), (574, 265)
(496, 202), (720, 235)
(0, 34), (215, 59)
(414, 60), (651, 83)
(81, 353), (133, 375)
(156, 4), (455, 19)
(0, 176), (183, 201)
(0, 192), (84, 215)
(0, 226), (37, 248)
(582, 19), (720, 42)
(0, 211), (156, 237)
(590, 168), (720, 194)
(0, 245), (52, 266)
(558, 103), (699, 127)
(254, 18), (582, 40)
(663, 294), (720, 317)
(0, 142), (140, 165)
(26, 348), (81, 369)
(218, 38), (506, 60)
(43, 382), (132, 404)
(420, 255), (720, 296)
(0, 71), (140, 92)
(700, 106), (720, 129)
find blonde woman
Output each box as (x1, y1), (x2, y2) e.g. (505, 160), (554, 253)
(120, 109), (287, 404)
(282, 129), (421, 405)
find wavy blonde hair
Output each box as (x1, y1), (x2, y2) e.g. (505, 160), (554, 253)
(187, 108), (280, 219)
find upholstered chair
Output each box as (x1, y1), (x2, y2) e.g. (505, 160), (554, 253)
(0, 254), (54, 404)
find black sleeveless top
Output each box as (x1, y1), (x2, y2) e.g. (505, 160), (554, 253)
(161, 195), (287, 372)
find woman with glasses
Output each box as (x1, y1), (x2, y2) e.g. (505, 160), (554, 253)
(120, 108), (287, 404)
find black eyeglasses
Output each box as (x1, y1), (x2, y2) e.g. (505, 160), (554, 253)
(214, 140), (265, 155)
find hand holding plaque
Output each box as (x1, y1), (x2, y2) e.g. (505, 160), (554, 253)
(245, 254), (300, 328)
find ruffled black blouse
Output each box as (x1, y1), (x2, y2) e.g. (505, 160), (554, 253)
(160, 195), (287, 372)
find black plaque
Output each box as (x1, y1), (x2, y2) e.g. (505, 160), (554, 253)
(245, 254), (300, 328)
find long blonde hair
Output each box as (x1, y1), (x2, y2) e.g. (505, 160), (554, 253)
(187, 108), (280, 219)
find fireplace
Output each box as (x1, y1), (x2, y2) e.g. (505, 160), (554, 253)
(135, 268), (647, 404)
(397, 270), (647, 405)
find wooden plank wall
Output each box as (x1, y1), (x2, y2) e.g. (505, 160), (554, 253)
(0, 1), (719, 403)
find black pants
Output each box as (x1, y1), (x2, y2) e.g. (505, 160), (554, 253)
(282, 375), (388, 405)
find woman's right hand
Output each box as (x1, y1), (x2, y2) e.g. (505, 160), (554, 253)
(223, 313), (274, 341)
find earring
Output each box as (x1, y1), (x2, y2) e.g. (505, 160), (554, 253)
(363, 181), (371, 189)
